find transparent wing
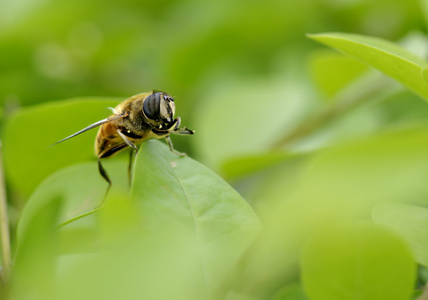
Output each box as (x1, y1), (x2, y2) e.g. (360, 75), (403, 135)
(49, 113), (126, 147)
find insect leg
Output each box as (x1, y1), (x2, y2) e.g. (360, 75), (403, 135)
(170, 117), (194, 136)
(117, 129), (139, 153)
(128, 148), (135, 187)
(117, 129), (138, 185)
(172, 127), (194, 135)
(97, 143), (128, 207)
(166, 136), (186, 156)
(97, 157), (111, 207)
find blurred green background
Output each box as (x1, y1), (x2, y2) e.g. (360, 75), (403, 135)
(2, 0), (428, 194)
(0, 0), (423, 108)
(3, 0), (428, 299)
(1, 0), (427, 170)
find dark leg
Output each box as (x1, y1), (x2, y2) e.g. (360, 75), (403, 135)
(128, 148), (135, 187)
(97, 157), (111, 207)
(172, 127), (195, 135)
(166, 136), (186, 156)
(96, 143), (127, 207)
(117, 129), (139, 152)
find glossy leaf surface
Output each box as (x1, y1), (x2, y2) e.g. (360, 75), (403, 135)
(309, 32), (428, 101)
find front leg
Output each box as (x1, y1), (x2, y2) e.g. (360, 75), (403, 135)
(117, 129), (139, 153)
(166, 136), (186, 156)
(128, 148), (135, 187)
(172, 127), (194, 135)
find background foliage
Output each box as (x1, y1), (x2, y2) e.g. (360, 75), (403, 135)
(2, 0), (428, 299)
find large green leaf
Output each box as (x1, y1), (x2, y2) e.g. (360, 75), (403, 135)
(308, 32), (428, 101)
(15, 140), (260, 299)
(301, 222), (415, 300)
(3, 98), (120, 197)
(15, 160), (128, 255)
(131, 140), (261, 292)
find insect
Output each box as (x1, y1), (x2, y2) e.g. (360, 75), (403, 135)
(52, 91), (194, 199)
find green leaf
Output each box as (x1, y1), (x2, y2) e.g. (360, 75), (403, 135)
(271, 283), (308, 300)
(221, 152), (303, 181)
(308, 32), (428, 101)
(193, 71), (311, 170)
(307, 49), (368, 99)
(292, 125), (428, 216)
(11, 195), (62, 299)
(16, 140), (260, 298)
(3, 97), (120, 197)
(132, 140), (261, 291)
(16, 160), (128, 254)
(235, 125), (428, 297)
(372, 202), (428, 267)
(301, 222), (415, 300)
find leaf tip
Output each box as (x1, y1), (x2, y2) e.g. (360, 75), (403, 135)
(306, 33), (318, 39)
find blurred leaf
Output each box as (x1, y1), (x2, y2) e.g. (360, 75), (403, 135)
(271, 283), (307, 300)
(16, 160), (128, 254)
(301, 222), (415, 300)
(372, 202), (428, 267)
(255, 125), (428, 220)
(164, 1), (320, 87)
(224, 291), (258, 300)
(11, 195), (62, 299)
(292, 125), (428, 217)
(308, 32), (428, 101)
(221, 152), (303, 181)
(53, 193), (206, 300)
(307, 49), (368, 99)
(3, 97), (120, 197)
(421, 0), (428, 29)
(233, 125), (428, 297)
(377, 89), (428, 125)
(15, 140), (260, 299)
(132, 140), (261, 292)
(193, 75), (311, 170)
(14, 193), (205, 300)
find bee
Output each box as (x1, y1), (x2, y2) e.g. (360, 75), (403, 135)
(52, 91), (194, 198)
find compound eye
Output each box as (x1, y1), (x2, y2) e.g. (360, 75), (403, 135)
(159, 95), (175, 123)
(143, 92), (161, 120)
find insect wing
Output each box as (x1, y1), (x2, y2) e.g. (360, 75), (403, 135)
(50, 113), (126, 146)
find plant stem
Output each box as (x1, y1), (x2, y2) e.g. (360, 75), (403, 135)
(0, 144), (11, 284)
(270, 74), (396, 150)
